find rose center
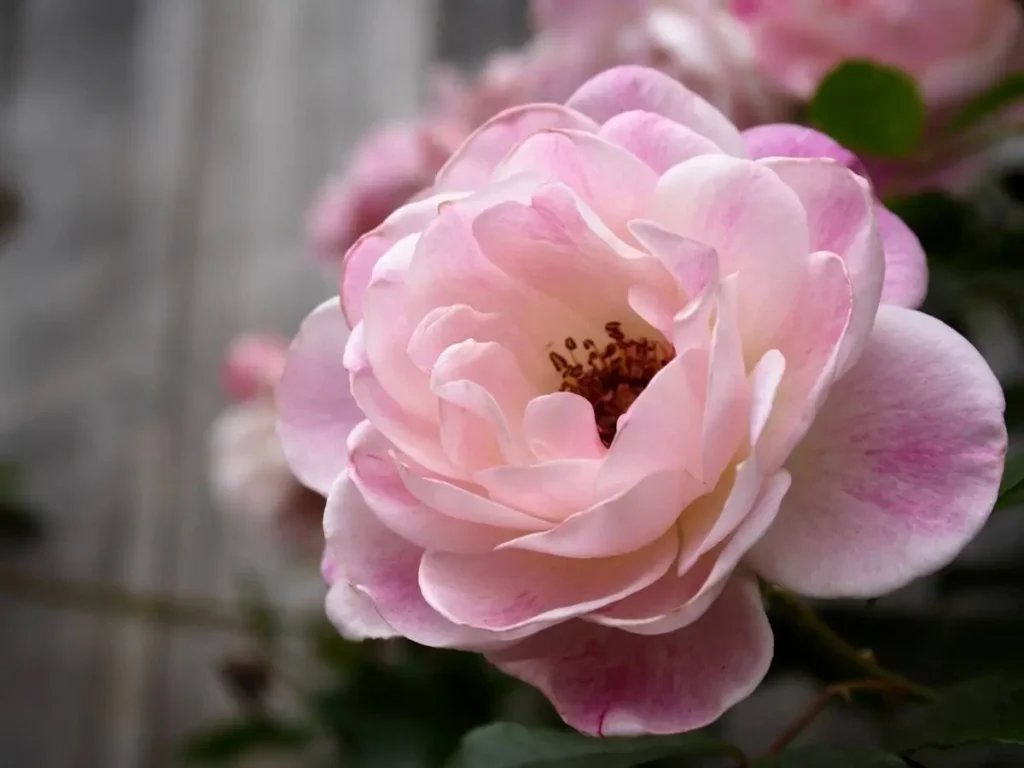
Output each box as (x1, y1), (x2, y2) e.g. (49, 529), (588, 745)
(548, 321), (675, 448)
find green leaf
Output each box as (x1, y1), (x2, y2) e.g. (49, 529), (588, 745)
(997, 453), (1024, 509)
(948, 73), (1024, 134)
(447, 722), (741, 768)
(181, 717), (313, 764)
(757, 747), (906, 767)
(890, 674), (1024, 752)
(809, 60), (925, 158)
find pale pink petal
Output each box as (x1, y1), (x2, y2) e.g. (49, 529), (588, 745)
(488, 575), (772, 736)
(757, 157), (882, 373)
(475, 459), (601, 523)
(325, 581), (398, 641)
(652, 155), (810, 353)
(523, 393), (606, 461)
(497, 470), (703, 558)
(341, 192), (458, 326)
(875, 205), (928, 309)
(749, 350), (785, 447)
(493, 131), (658, 233)
(599, 111), (724, 174)
(749, 306), (1007, 597)
(323, 472), (528, 649)
(346, 422), (525, 553)
(277, 299), (363, 495)
(598, 351), (706, 495)
(431, 340), (537, 467)
(435, 104), (599, 193)
(419, 532), (678, 631)
(531, 0), (648, 34)
(566, 66), (747, 157)
(757, 252), (853, 470)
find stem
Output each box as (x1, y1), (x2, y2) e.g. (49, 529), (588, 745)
(763, 583), (937, 701)
(0, 566), (246, 632)
(768, 679), (909, 754)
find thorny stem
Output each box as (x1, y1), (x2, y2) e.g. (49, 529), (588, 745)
(0, 566), (248, 632)
(768, 679), (912, 754)
(763, 583), (937, 702)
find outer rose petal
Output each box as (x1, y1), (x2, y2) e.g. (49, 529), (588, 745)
(598, 110), (724, 174)
(742, 124), (866, 176)
(325, 581), (398, 641)
(749, 306), (1007, 597)
(277, 299), (363, 495)
(435, 104), (599, 193)
(875, 206), (928, 309)
(566, 65), (747, 157)
(488, 575), (772, 736)
(341, 193), (459, 326)
(323, 471), (531, 649)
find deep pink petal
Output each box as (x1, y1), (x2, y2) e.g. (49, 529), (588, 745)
(435, 104), (599, 192)
(419, 532), (677, 631)
(488, 575), (772, 736)
(567, 66), (747, 157)
(749, 306), (1007, 597)
(277, 299), (363, 495)
(742, 124), (866, 176)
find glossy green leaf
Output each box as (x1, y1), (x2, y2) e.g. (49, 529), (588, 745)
(891, 674), (1024, 752)
(447, 723), (742, 768)
(181, 717), (313, 764)
(809, 60), (925, 158)
(948, 73), (1024, 133)
(757, 747), (906, 767)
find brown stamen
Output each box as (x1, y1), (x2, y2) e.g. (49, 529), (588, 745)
(550, 322), (674, 447)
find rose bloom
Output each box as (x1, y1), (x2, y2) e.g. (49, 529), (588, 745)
(731, 0), (1022, 108)
(310, 0), (785, 264)
(279, 67), (1006, 735)
(209, 334), (324, 556)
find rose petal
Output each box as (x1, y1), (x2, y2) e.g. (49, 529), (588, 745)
(652, 155), (810, 353)
(875, 205), (928, 309)
(567, 66), (747, 157)
(523, 392), (606, 461)
(742, 124), (866, 176)
(277, 299), (363, 495)
(599, 110), (724, 174)
(488, 575), (772, 736)
(435, 104), (599, 193)
(325, 581), (398, 641)
(475, 459), (602, 523)
(324, 471), (529, 648)
(419, 532), (678, 631)
(749, 306), (1007, 597)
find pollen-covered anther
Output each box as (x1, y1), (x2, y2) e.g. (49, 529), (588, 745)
(549, 321), (675, 447)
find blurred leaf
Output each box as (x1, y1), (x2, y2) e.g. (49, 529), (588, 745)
(890, 675), (1024, 752)
(0, 502), (43, 547)
(810, 60), (925, 158)
(996, 453), (1024, 510)
(447, 722), (741, 768)
(182, 716), (313, 764)
(948, 73), (1024, 134)
(756, 747), (906, 767)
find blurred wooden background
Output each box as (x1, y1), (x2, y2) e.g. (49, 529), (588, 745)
(0, 1), (535, 765)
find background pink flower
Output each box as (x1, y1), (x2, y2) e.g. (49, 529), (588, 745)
(209, 333), (325, 557)
(279, 66), (1006, 736)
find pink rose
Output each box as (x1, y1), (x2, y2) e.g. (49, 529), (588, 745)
(732, 0), (1023, 108)
(210, 334), (325, 556)
(279, 67), (1006, 735)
